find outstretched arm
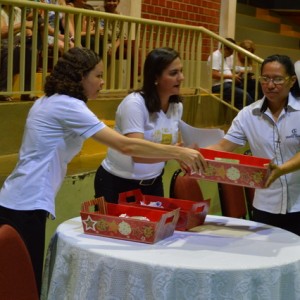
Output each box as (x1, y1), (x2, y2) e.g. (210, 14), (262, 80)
(206, 138), (240, 152)
(92, 126), (207, 173)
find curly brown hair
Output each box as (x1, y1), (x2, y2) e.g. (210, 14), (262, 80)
(44, 47), (101, 103)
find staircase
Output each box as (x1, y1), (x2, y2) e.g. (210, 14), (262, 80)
(236, 2), (300, 62)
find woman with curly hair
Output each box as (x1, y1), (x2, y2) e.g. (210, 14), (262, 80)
(0, 47), (206, 296)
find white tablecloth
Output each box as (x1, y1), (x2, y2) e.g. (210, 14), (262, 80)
(41, 215), (300, 300)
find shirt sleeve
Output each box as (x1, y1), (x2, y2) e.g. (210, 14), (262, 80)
(115, 93), (147, 135)
(211, 51), (221, 71)
(56, 97), (106, 139)
(224, 109), (248, 146)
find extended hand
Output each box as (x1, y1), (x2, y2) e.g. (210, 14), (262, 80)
(264, 162), (284, 188)
(178, 148), (207, 174)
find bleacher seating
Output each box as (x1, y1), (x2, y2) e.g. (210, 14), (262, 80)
(236, 2), (300, 62)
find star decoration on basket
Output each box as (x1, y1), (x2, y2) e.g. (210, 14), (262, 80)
(82, 215), (97, 231)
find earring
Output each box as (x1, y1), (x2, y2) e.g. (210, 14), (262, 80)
(154, 81), (158, 85)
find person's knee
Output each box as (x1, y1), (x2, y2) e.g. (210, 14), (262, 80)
(212, 86), (220, 93)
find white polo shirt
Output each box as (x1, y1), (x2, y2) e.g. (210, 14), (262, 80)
(0, 94), (106, 217)
(102, 92), (182, 180)
(207, 50), (233, 87)
(224, 93), (300, 214)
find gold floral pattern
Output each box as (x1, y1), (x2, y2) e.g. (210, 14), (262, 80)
(252, 171), (264, 183)
(96, 219), (109, 231)
(143, 226), (154, 238)
(190, 160), (269, 188)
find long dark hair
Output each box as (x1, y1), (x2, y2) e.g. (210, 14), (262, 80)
(44, 47), (101, 102)
(138, 47), (183, 113)
(261, 54), (300, 97)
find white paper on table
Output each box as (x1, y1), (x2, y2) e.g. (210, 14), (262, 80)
(179, 120), (225, 147)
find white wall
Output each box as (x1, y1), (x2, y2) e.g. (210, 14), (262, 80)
(219, 0), (237, 39)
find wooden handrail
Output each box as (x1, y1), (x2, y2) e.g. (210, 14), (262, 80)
(0, 0), (263, 111)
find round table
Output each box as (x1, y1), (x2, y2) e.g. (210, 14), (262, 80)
(41, 215), (300, 300)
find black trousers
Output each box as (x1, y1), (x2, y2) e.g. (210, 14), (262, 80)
(242, 78), (263, 101)
(94, 165), (164, 204)
(0, 42), (34, 92)
(212, 82), (254, 110)
(0, 206), (48, 296)
(253, 207), (300, 236)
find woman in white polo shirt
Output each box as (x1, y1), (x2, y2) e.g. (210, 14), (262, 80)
(94, 47), (185, 203)
(208, 54), (300, 236)
(0, 47), (205, 296)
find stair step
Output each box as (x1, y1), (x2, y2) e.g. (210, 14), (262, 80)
(281, 24), (293, 31)
(280, 24), (300, 37)
(236, 13), (280, 33)
(236, 1), (300, 62)
(254, 44), (300, 63)
(256, 8), (281, 23)
(236, 2), (257, 17)
(280, 29), (300, 38)
(236, 25), (300, 49)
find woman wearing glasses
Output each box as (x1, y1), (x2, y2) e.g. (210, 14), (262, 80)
(207, 54), (300, 235)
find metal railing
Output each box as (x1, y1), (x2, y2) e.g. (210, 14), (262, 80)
(0, 0), (264, 110)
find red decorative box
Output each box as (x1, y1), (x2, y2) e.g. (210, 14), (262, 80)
(118, 189), (210, 231)
(80, 197), (179, 244)
(189, 148), (271, 188)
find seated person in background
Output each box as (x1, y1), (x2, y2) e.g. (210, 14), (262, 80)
(39, 0), (74, 56)
(0, 5), (38, 101)
(65, 0), (103, 56)
(81, 4), (104, 57)
(65, 0), (87, 8)
(94, 47), (185, 203)
(97, 0), (140, 86)
(235, 39), (262, 100)
(207, 37), (253, 110)
(97, 0), (125, 57)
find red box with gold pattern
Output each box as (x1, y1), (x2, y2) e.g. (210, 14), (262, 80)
(80, 197), (179, 244)
(118, 189), (210, 231)
(189, 148), (271, 188)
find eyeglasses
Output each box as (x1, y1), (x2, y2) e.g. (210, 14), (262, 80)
(259, 76), (290, 85)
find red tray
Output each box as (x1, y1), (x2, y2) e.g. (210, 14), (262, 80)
(118, 189), (210, 231)
(188, 148), (271, 188)
(81, 197), (179, 243)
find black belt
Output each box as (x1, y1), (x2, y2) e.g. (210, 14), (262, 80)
(102, 166), (164, 187)
(134, 170), (164, 186)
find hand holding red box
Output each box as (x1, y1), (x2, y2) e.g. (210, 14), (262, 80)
(187, 148), (271, 188)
